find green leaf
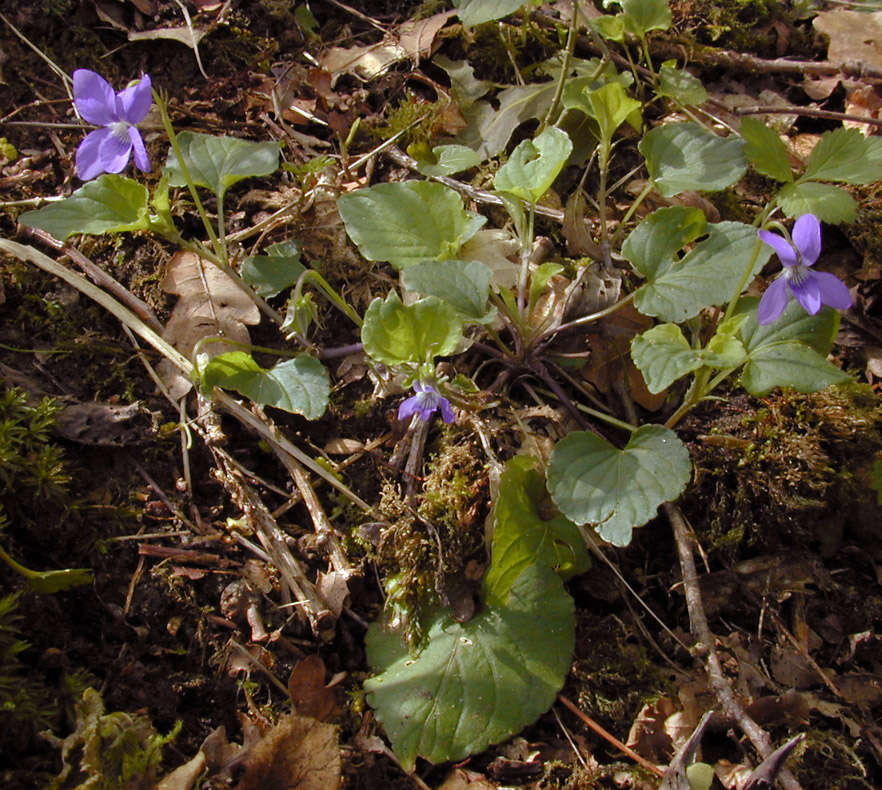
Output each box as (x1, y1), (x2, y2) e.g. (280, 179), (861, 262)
(735, 297), (849, 394)
(529, 262), (564, 310)
(622, 206), (707, 281)
(548, 425), (691, 546)
(164, 132), (280, 199)
(361, 292), (464, 365)
(631, 221), (772, 322)
(484, 456), (590, 605)
(200, 352), (330, 418)
(20, 175), (150, 239)
(776, 181), (857, 224)
(631, 324), (704, 393)
(415, 144), (482, 177)
(337, 181), (486, 269)
(687, 763), (715, 790)
(631, 322), (747, 394)
(240, 241), (306, 298)
(575, 82), (643, 145)
(741, 343), (850, 395)
(737, 296), (840, 356)
(657, 62), (708, 107)
(640, 122), (746, 197)
(454, 0), (528, 26)
(621, 0), (672, 36)
(365, 564), (574, 771)
(589, 13), (626, 42)
(803, 127), (882, 185)
(433, 56), (493, 111)
(740, 117), (793, 183)
(400, 260), (492, 321)
(493, 126), (573, 203)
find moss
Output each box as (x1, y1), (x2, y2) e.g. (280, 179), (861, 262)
(46, 687), (180, 790)
(684, 384), (882, 559)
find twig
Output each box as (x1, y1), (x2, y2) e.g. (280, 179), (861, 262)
(20, 227), (164, 334)
(663, 502), (804, 790)
(734, 104), (882, 128)
(557, 694), (665, 778)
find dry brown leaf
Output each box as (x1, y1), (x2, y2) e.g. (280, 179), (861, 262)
(319, 11), (454, 85)
(157, 252), (261, 398)
(156, 751), (206, 790)
(128, 26), (207, 48)
(627, 699), (675, 763)
(316, 569), (351, 617)
(438, 767), (498, 789)
(814, 9), (882, 72)
(235, 713), (340, 790)
(324, 438), (366, 454)
(843, 83), (882, 134)
(287, 655), (337, 721)
(459, 229), (520, 289)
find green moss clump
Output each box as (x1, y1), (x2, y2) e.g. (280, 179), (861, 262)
(684, 384), (882, 559)
(46, 688), (180, 790)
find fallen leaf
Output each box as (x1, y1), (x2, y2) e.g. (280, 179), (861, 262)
(288, 655), (336, 721)
(459, 228), (520, 289)
(438, 767), (498, 789)
(319, 11), (454, 85)
(156, 751), (206, 790)
(235, 713), (340, 790)
(157, 252), (261, 398)
(814, 10), (882, 72)
(316, 569), (351, 617)
(128, 26), (207, 48)
(843, 83), (882, 134)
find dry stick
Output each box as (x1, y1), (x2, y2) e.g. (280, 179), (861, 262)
(20, 227), (164, 334)
(266, 432), (352, 575)
(213, 447), (333, 636)
(557, 694), (665, 778)
(663, 502), (804, 790)
(734, 104), (882, 128)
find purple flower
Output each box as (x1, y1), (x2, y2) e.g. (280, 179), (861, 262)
(73, 69), (153, 181)
(757, 214), (851, 325)
(397, 382), (455, 424)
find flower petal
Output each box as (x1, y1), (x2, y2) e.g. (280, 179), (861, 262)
(811, 270), (852, 311)
(77, 126), (123, 181)
(790, 273), (822, 315)
(128, 126), (151, 172)
(115, 74), (153, 124)
(757, 277), (790, 325)
(397, 395), (420, 422)
(791, 214), (822, 266)
(758, 230), (798, 268)
(438, 397), (455, 423)
(73, 69), (118, 125)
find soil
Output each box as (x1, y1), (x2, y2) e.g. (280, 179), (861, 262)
(1, 2), (882, 789)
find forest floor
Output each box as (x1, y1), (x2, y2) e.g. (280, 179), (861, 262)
(1, 1), (882, 789)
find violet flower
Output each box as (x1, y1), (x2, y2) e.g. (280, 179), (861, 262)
(73, 69), (153, 181)
(757, 214), (851, 325)
(397, 381), (455, 424)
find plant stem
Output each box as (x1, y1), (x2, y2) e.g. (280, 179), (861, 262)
(294, 270), (362, 327)
(540, 1), (578, 131)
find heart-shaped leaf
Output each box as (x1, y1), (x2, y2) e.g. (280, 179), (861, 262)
(415, 144), (482, 177)
(240, 240), (306, 298)
(631, 323), (747, 393)
(200, 352), (329, 418)
(338, 181), (486, 269)
(621, 0), (672, 36)
(20, 175), (150, 239)
(400, 260), (493, 321)
(622, 206), (706, 281)
(494, 126), (573, 203)
(657, 62), (708, 107)
(629, 220), (772, 322)
(361, 292), (464, 365)
(640, 122), (746, 197)
(547, 425), (692, 546)
(454, 0), (528, 27)
(365, 563), (574, 771)
(735, 297), (849, 394)
(164, 132), (280, 199)
(484, 456), (590, 604)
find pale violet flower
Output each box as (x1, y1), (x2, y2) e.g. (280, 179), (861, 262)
(73, 69), (152, 181)
(757, 214), (851, 325)
(398, 382), (454, 424)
